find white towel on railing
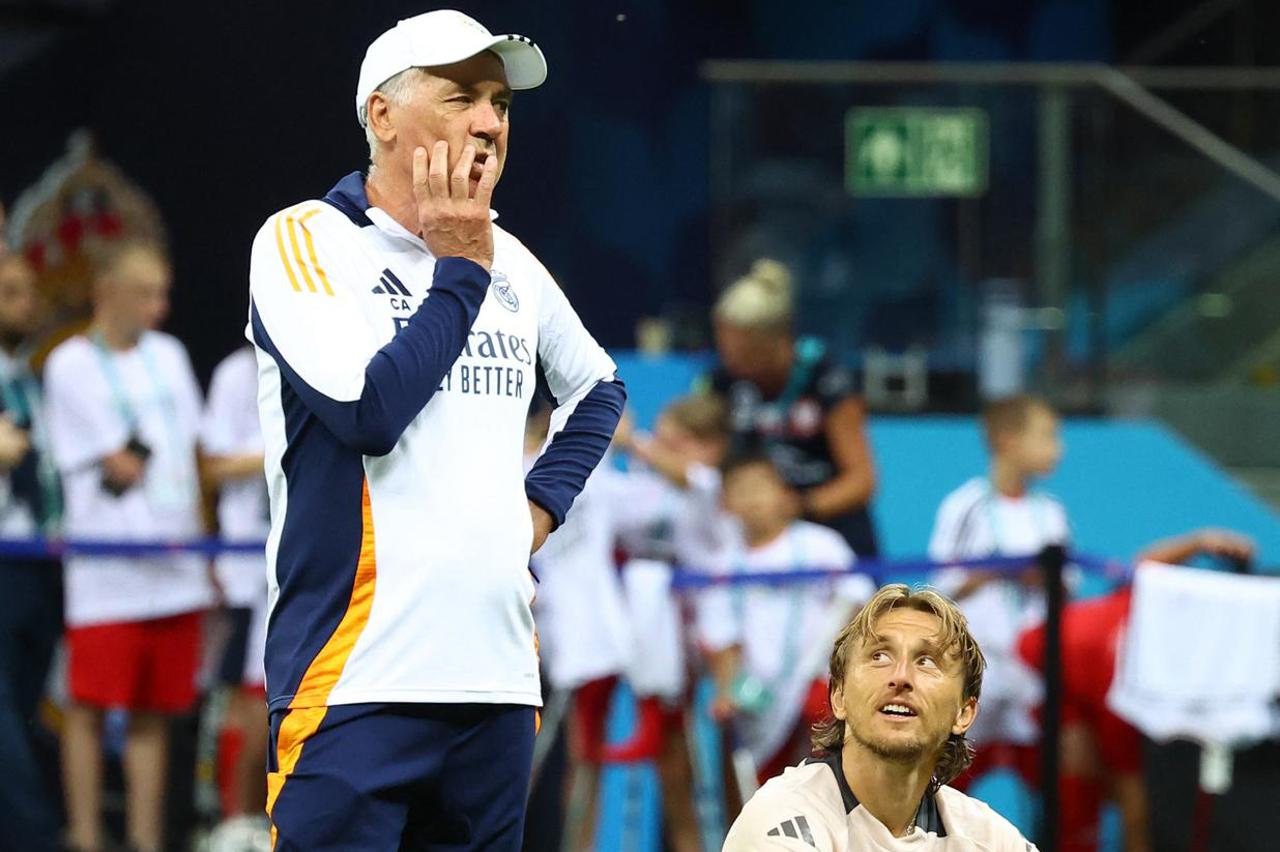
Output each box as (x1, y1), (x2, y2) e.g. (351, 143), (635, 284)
(1107, 562), (1280, 745)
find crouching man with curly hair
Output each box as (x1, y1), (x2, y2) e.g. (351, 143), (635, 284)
(723, 584), (1037, 851)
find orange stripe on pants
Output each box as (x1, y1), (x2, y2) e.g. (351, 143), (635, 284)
(266, 480), (377, 846)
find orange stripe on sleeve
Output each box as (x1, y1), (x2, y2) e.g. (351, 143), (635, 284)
(285, 210), (318, 293)
(297, 209), (335, 296)
(273, 215), (303, 292)
(265, 480), (378, 836)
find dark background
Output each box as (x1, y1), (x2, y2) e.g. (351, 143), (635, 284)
(2, 0), (1274, 382)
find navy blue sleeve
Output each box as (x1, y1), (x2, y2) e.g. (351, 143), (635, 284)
(524, 377), (626, 527)
(252, 257), (489, 456)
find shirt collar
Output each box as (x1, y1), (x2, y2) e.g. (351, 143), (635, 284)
(810, 751), (947, 837)
(322, 171), (373, 228)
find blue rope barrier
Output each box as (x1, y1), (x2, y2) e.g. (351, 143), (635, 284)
(669, 550), (1125, 590)
(0, 536), (1134, 587)
(0, 537), (266, 559)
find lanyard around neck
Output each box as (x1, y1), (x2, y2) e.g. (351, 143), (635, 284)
(90, 331), (178, 446)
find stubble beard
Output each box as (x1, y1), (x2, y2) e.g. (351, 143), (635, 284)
(849, 719), (947, 766)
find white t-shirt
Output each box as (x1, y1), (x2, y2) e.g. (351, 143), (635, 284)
(201, 346), (269, 608)
(250, 178), (619, 711)
(725, 754), (1036, 851)
(927, 477), (1070, 745)
(44, 331), (213, 626)
(698, 521), (875, 762)
(593, 465), (698, 701)
(529, 459), (633, 691)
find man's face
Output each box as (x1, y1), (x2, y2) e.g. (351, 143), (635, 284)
(1009, 406), (1063, 479)
(721, 461), (800, 536)
(834, 609), (977, 766)
(379, 52), (512, 197)
(99, 248), (171, 336)
(0, 258), (37, 337)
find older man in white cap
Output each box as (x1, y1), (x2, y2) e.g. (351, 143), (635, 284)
(249, 10), (625, 850)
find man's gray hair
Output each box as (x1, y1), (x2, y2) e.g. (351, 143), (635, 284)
(360, 68), (426, 165)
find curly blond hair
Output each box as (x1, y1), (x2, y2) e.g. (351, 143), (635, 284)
(810, 584), (986, 790)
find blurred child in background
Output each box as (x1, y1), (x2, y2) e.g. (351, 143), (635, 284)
(606, 393), (732, 852)
(525, 404), (634, 852)
(46, 240), (213, 852)
(928, 394), (1069, 787)
(199, 344), (271, 850)
(698, 451), (874, 796)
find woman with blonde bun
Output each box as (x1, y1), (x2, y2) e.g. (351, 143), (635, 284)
(707, 259), (880, 556)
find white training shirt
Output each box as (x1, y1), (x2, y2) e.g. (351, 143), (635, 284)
(927, 476), (1070, 745)
(201, 346), (269, 609)
(528, 458), (633, 691)
(44, 331), (213, 627)
(250, 174), (621, 712)
(698, 521), (875, 762)
(725, 753), (1037, 851)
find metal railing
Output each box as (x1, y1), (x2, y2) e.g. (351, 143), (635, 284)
(701, 61), (1280, 409)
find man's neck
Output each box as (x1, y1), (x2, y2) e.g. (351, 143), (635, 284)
(841, 740), (936, 837)
(92, 320), (141, 352)
(989, 458), (1029, 499)
(365, 169), (421, 238)
(743, 520), (790, 549)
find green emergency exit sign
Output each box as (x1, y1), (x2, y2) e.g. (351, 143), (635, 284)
(847, 107), (988, 197)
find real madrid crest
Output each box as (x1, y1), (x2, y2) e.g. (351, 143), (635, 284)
(490, 271), (519, 312)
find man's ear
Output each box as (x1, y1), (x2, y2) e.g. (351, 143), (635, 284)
(830, 680), (847, 722)
(951, 696), (978, 737)
(366, 92), (397, 145)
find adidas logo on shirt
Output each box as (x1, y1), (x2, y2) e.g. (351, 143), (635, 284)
(766, 815), (816, 847)
(371, 268), (411, 296)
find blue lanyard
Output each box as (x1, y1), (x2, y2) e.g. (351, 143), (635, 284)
(90, 332), (179, 453)
(0, 354), (61, 531)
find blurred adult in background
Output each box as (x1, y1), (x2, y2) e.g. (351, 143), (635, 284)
(708, 259), (879, 557)
(45, 239), (212, 852)
(199, 344), (271, 849)
(0, 252), (63, 852)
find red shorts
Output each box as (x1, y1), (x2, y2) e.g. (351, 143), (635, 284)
(67, 610), (203, 714)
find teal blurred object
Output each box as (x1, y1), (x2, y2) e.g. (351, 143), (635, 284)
(731, 673), (773, 716)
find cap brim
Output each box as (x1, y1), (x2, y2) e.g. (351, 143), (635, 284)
(486, 36), (547, 90)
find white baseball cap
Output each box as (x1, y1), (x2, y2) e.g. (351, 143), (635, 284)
(356, 10), (547, 125)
